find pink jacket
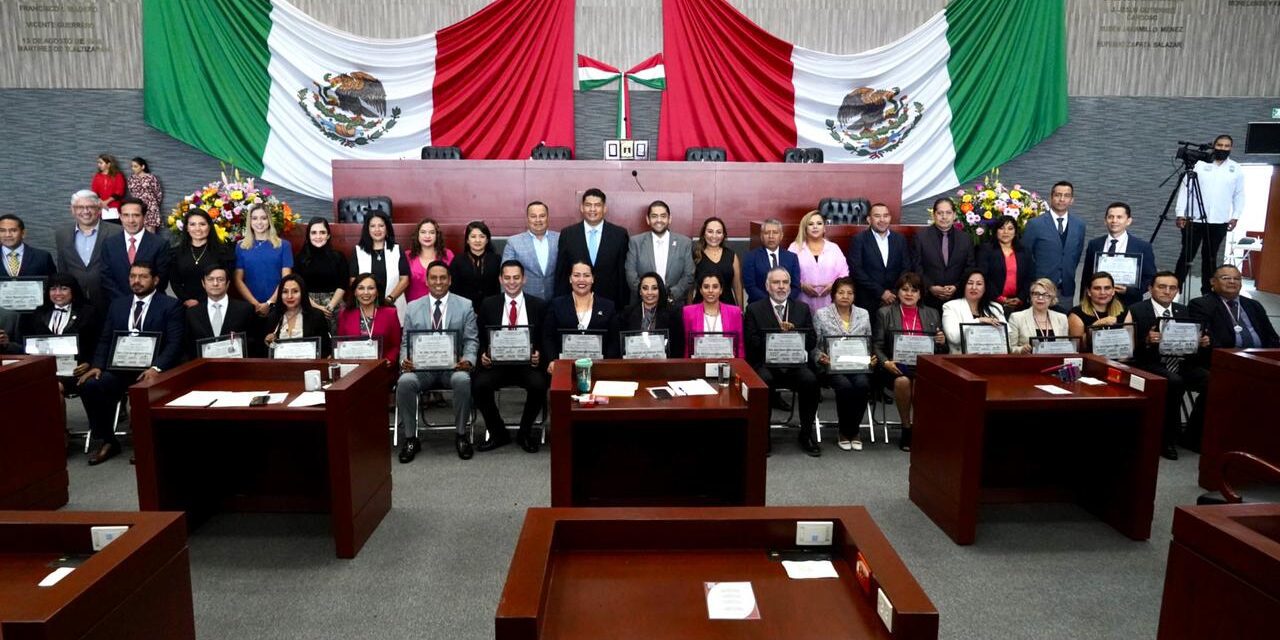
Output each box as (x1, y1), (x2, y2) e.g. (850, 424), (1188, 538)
(405, 248), (455, 302)
(681, 303), (745, 357)
(336, 306), (402, 363)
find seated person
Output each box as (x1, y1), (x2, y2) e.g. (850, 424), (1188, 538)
(77, 261), (185, 465)
(396, 261), (479, 463)
(872, 272), (945, 452)
(941, 268), (1008, 354)
(543, 261), (618, 369)
(263, 274), (332, 358)
(812, 277), (876, 451)
(184, 264), (255, 359)
(616, 272), (680, 357)
(1068, 272), (1127, 350)
(20, 273), (99, 395)
(1007, 278), (1071, 353)
(682, 272), (745, 357)
(472, 260), (547, 454)
(336, 272), (402, 363)
(744, 267), (820, 457)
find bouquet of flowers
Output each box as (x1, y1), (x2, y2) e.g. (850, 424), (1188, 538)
(166, 166), (299, 243)
(932, 168), (1049, 245)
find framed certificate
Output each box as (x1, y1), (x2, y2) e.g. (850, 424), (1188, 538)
(1029, 336), (1081, 354)
(826, 335), (871, 373)
(333, 335), (382, 360)
(621, 330), (668, 359)
(198, 334), (246, 359)
(1094, 253), (1142, 289)
(408, 330), (458, 370)
(559, 330), (605, 361)
(890, 330), (935, 366)
(764, 330), (809, 366)
(109, 331), (160, 370)
(1158, 319), (1201, 357)
(487, 325), (532, 364)
(0, 277), (45, 311)
(1089, 324), (1135, 361)
(960, 322), (1009, 355)
(24, 334), (78, 376)
(688, 331), (736, 359)
(270, 337), (320, 360)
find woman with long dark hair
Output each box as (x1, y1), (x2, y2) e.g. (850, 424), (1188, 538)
(294, 217), (349, 331)
(616, 272), (680, 357)
(91, 153), (126, 214)
(349, 211), (409, 321)
(872, 272), (946, 451)
(170, 208), (237, 307)
(263, 273), (331, 357)
(449, 220), (501, 307)
(126, 157), (164, 233)
(690, 216), (744, 307)
(976, 217), (1034, 315)
(941, 267), (1007, 354)
(405, 218), (454, 303)
(336, 272), (401, 363)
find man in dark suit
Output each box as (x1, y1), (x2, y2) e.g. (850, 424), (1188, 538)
(554, 188), (630, 306)
(1021, 181), (1087, 307)
(1123, 272), (1209, 460)
(473, 260), (547, 454)
(912, 198), (974, 309)
(743, 218), (800, 304)
(744, 266), (821, 456)
(77, 261), (186, 465)
(1080, 202), (1157, 309)
(848, 203), (911, 321)
(101, 197), (172, 303)
(0, 213), (57, 353)
(55, 190), (121, 314)
(184, 264), (254, 359)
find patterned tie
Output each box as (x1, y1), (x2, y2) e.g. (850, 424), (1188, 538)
(128, 236), (137, 264)
(1229, 299), (1255, 348)
(132, 300), (145, 331)
(1161, 309), (1179, 374)
(588, 228), (600, 265)
(5, 250), (18, 276)
(433, 299), (443, 330)
(211, 301), (224, 336)
(774, 304), (786, 322)
(1107, 239), (1118, 256)
(508, 299), (518, 327)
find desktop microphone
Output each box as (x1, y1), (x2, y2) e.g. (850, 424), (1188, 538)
(632, 169), (645, 192)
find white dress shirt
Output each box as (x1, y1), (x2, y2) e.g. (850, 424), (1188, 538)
(430, 294), (450, 328)
(504, 292), (529, 326)
(872, 229), (891, 267)
(1177, 158), (1245, 224)
(651, 231), (670, 279)
(129, 291), (157, 331)
(531, 233), (550, 273)
(49, 304), (73, 334)
(1103, 231), (1129, 255)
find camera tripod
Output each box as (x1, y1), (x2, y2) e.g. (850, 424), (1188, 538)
(1150, 161), (1208, 305)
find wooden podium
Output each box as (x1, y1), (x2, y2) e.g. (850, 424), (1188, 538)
(911, 354), (1166, 545)
(496, 507), (938, 640)
(0, 510), (194, 640)
(548, 359), (769, 507)
(0, 356), (68, 510)
(1199, 349), (1280, 490)
(129, 358), (394, 558)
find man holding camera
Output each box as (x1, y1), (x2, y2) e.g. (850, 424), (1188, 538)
(1174, 135), (1245, 295)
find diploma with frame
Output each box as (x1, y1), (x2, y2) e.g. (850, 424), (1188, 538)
(1030, 336), (1081, 354)
(688, 331), (736, 359)
(825, 335), (871, 373)
(559, 330), (605, 361)
(1094, 252), (1142, 289)
(333, 335), (382, 360)
(487, 325), (532, 364)
(960, 322), (1010, 355)
(1089, 324), (1135, 361)
(109, 330), (160, 370)
(1158, 319), (1201, 357)
(764, 329), (809, 366)
(270, 337), (320, 360)
(408, 330), (458, 370)
(621, 330), (668, 359)
(890, 330), (935, 366)
(24, 334), (78, 375)
(198, 334), (246, 359)
(0, 276), (44, 311)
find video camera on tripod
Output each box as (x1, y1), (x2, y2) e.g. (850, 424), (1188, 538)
(1175, 141), (1213, 167)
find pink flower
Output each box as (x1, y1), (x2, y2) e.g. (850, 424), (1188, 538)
(262, 188), (272, 197)
(975, 227), (985, 235)
(953, 222), (964, 230)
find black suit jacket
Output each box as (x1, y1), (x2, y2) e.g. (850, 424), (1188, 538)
(264, 307), (332, 358)
(615, 303), (682, 357)
(554, 221), (631, 306)
(19, 302), (100, 365)
(6, 244), (56, 277)
(1126, 299), (1194, 371)
(542, 295), (618, 361)
(975, 242), (1034, 306)
(184, 297), (255, 358)
(848, 229), (912, 313)
(1080, 235), (1157, 308)
(476, 293), (546, 362)
(92, 292), (186, 371)
(101, 231), (172, 302)
(912, 226), (975, 307)
(449, 251), (502, 309)
(1189, 294), (1280, 363)
(743, 298), (816, 368)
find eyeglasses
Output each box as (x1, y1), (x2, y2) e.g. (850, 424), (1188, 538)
(1030, 292), (1052, 298)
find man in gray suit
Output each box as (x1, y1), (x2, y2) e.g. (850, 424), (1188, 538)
(396, 261), (479, 463)
(54, 190), (120, 314)
(501, 201), (559, 301)
(624, 200), (694, 303)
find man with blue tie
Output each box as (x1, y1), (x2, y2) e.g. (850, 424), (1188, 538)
(553, 188), (629, 305)
(1021, 181), (1086, 308)
(848, 203), (911, 321)
(743, 218), (800, 304)
(501, 201), (559, 301)
(1080, 202), (1157, 308)
(102, 197), (172, 303)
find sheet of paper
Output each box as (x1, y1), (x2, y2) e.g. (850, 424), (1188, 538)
(1077, 376), (1106, 386)
(1035, 384), (1072, 395)
(266, 392), (288, 405)
(209, 391), (270, 408)
(2, 359), (20, 366)
(166, 390), (220, 407)
(288, 391), (326, 407)
(705, 581), (760, 620)
(669, 378), (719, 396)
(781, 560), (839, 579)
(591, 380), (639, 397)
(38, 566), (75, 587)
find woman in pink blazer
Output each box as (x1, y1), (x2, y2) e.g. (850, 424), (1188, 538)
(336, 272), (402, 363)
(682, 272), (745, 357)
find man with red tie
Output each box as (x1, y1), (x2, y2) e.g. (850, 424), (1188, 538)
(472, 260), (547, 454)
(101, 197), (171, 303)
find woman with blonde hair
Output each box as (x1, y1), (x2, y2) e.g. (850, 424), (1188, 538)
(1007, 278), (1071, 353)
(788, 210), (848, 313)
(235, 203), (293, 316)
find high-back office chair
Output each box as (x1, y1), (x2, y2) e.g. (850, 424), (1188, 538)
(530, 145), (573, 160)
(336, 196), (393, 224)
(684, 147), (727, 162)
(782, 147), (824, 163)
(421, 145), (463, 160)
(818, 197), (871, 225)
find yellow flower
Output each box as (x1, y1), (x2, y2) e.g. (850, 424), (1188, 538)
(1022, 206), (1033, 215)
(961, 194), (973, 203)
(214, 226), (228, 242)
(230, 190), (244, 201)
(1010, 189), (1022, 200)
(983, 212), (992, 219)
(214, 198), (225, 207)
(983, 189), (995, 200)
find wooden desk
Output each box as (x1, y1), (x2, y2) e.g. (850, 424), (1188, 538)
(1199, 349), (1280, 491)
(911, 354), (1166, 545)
(129, 359), (395, 558)
(0, 510), (194, 640)
(548, 359), (769, 507)
(0, 356), (67, 510)
(748, 222), (927, 252)
(1157, 503), (1280, 639)
(496, 506), (938, 640)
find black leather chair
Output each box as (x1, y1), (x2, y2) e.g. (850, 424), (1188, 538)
(336, 196), (393, 224)
(817, 197), (871, 225)
(782, 147), (824, 163)
(1197, 451), (1280, 505)
(530, 145), (573, 160)
(684, 147), (727, 162)
(421, 146), (463, 160)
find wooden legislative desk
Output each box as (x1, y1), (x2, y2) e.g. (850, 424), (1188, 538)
(0, 510), (194, 640)
(548, 359), (769, 507)
(0, 356), (68, 510)
(911, 354), (1167, 545)
(128, 359), (395, 558)
(748, 222), (927, 252)
(495, 506), (938, 640)
(1157, 503), (1280, 639)
(331, 159), (904, 237)
(1199, 349), (1280, 491)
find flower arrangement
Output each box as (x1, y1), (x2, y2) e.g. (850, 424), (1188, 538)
(930, 168), (1049, 245)
(166, 167), (299, 243)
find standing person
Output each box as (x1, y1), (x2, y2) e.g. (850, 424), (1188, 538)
(1068, 272), (1127, 348)
(91, 154), (126, 216)
(472, 260), (547, 454)
(502, 201), (559, 301)
(872, 273), (945, 452)
(184, 264), (254, 359)
(543, 261), (618, 366)
(616, 273), (681, 357)
(744, 267), (820, 456)
(1021, 181), (1087, 307)
(0, 214), (56, 353)
(293, 218), (349, 333)
(976, 216), (1034, 316)
(1008, 279), (1071, 353)
(848, 203), (911, 322)
(788, 210), (849, 314)
(1175, 135), (1245, 295)
(941, 269), (1008, 354)
(234, 204), (293, 317)
(743, 218), (800, 304)
(126, 157), (164, 233)
(169, 209), (236, 308)
(449, 220), (501, 308)
(404, 218), (454, 303)
(625, 200), (695, 304)
(681, 273), (745, 357)
(1081, 202), (1157, 309)
(812, 277), (876, 451)
(55, 190), (120, 315)
(349, 211), (409, 321)
(336, 273), (401, 363)
(101, 197), (172, 303)
(913, 197), (974, 310)
(262, 273), (331, 357)
(690, 216), (743, 307)
(554, 188), (629, 306)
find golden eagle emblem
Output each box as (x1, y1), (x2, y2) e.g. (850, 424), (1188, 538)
(826, 85), (923, 159)
(297, 71), (401, 148)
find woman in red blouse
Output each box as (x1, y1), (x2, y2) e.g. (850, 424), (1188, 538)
(91, 154), (126, 213)
(976, 217), (1034, 316)
(336, 272), (402, 363)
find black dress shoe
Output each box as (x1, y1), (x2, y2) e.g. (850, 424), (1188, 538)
(898, 428), (913, 452)
(799, 432), (821, 457)
(477, 430), (511, 452)
(398, 437), (420, 464)
(456, 435), (474, 460)
(1161, 443), (1179, 461)
(515, 431), (540, 453)
(88, 442), (121, 466)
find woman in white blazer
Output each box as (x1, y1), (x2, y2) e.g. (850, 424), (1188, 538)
(1007, 277), (1071, 353)
(941, 268), (1008, 354)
